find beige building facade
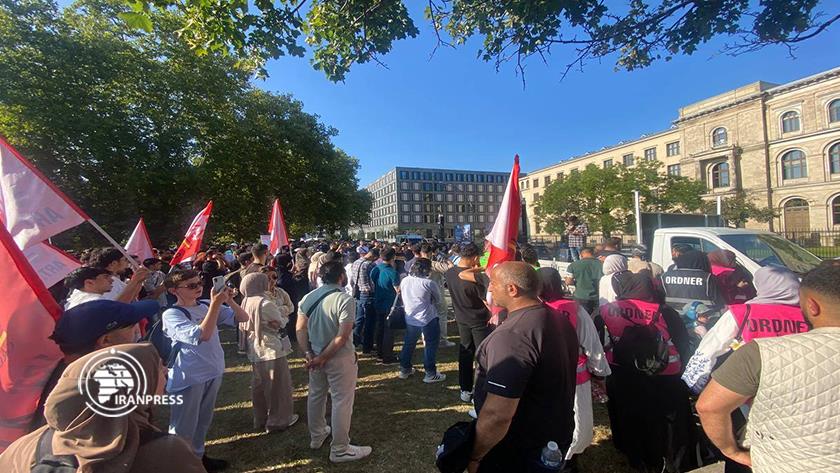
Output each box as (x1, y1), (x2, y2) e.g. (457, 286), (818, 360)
(521, 66), (840, 238)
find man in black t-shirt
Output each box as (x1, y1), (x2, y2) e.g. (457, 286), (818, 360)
(443, 242), (492, 402)
(468, 261), (578, 473)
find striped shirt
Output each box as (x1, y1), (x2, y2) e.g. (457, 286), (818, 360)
(350, 259), (375, 294)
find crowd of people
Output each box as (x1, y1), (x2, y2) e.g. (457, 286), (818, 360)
(1, 233), (839, 473)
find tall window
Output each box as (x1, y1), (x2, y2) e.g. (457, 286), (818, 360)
(833, 196), (840, 225)
(667, 164), (681, 176)
(544, 175), (551, 186)
(532, 178), (539, 188)
(781, 111), (801, 133)
(712, 127), (728, 147)
(711, 162), (730, 188)
(623, 154), (634, 166)
(644, 148), (657, 160)
(666, 141), (680, 156)
(830, 99), (840, 123)
(830, 143), (840, 175)
(781, 150), (807, 180)
(604, 159), (613, 168)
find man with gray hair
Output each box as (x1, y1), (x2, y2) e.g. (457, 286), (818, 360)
(467, 261), (578, 472)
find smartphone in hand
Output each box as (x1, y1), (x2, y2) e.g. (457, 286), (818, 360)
(212, 275), (225, 294)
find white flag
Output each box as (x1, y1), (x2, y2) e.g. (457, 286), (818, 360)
(125, 218), (154, 262)
(22, 242), (81, 288)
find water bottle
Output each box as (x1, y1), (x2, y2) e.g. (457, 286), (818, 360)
(540, 441), (564, 470)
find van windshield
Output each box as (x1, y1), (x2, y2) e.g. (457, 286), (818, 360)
(719, 234), (822, 275)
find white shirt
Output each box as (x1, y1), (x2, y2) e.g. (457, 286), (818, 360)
(64, 290), (105, 310)
(102, 275), (127, 300)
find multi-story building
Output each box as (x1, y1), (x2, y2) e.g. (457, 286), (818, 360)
(520, 66), (840, 237)
(364, 167), (510, 240)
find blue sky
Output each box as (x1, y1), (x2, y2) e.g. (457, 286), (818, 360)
(259, 6), (840, 187)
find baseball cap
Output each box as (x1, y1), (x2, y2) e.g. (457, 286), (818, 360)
(51, 300), (159, 352)
(357, 245), (370, 255)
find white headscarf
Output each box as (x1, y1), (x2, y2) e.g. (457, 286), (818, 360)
(599, 255), (628, 306)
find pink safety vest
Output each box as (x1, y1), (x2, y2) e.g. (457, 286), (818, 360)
(730, 303), (809, 344)
(546, 299), (590, 385)
(599, 299), (681, 376)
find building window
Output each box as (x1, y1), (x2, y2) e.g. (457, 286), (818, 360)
(456, 173), (465, 182)
(833, 196), (840, 225)
(467, 184), (474, 192)
(533, 193), (540, 201)
(478, 215), (485, 223)
(457, 194), (464, 202)
(487, 195), (494, 203)
(781, 111), (801, 133)
(414, 193), (421, 201)
(557, 171), (564, 181)
(478, 174), (485, 183)
(603, 159), (613, 168)
(478, 204), (485, 212)
(422, 183), (433, 191)
(830, 143), (840, 175)
(477, 184), (484, 192)
(478, 195), (485, 203)
(401, 193), (409, 201)
(644, 148), (656, 161)
(434, 172), (443, 181)
(623, 153), (635, 166)
(830, 99), (840, 123)
(667, 164), (681, 176)
(435, 194), (443, 202)
(497, 185), (504, 192)
(399, 171), (409, 179)
(781, 150), (807, 180)
(532, 178), (539, 188)
(711, 162), (730, 188)
(445, 173), (454, 181)
(712, 127), (728, 147)
(447, 215), (454, 223)
(544, 176), (551, 186)
(401, 204), (409, 212)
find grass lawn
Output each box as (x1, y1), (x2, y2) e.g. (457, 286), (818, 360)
(155, 308), (635, 472)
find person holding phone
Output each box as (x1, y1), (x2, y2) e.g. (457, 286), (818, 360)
(162, 270), (249, 472)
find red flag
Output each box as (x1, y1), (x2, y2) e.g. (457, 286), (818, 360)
(0, 222), (62, 452)
(485, 155), (521, 270)
(268, 198), (289, 256)
(0, 136), (88, 250)
(170, 201), (213, 267)
(23, 242), (82, 289)
(125, 218), (154, 262)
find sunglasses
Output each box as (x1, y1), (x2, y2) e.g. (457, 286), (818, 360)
(178, 282), (202, 290)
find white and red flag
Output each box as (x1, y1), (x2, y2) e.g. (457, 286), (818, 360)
(485, 155), (522, 270)
(170, 201), (213, 267)
(0, 222), (63, 452)
(268, 198), (289, 256)
(23, 242), (82, 289)
(125, 218), (154, 262)
(0, 136), (88, 250)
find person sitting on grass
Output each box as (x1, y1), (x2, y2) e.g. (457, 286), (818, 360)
(162, 269), (249, 472)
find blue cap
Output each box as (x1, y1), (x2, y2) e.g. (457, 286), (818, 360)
(357, 246), (370, 255)
(51, 300), (159, 351)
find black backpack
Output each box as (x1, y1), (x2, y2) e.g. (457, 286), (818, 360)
(143, 301), (209, 368)
(611, 308), (670, 376)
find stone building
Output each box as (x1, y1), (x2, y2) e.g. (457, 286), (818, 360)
(520, 66), (840, 238)
(364, 167), (509, 240)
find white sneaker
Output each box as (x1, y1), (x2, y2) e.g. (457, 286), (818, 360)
(423, 372), (447, 384)
(398, 367), (415, 379)
(468, 408), (477, 419)
(330, 445), (372, 463)
(460, 391), (473, 403)
(310, 426), (331, 449)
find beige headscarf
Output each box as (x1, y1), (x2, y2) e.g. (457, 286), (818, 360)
(241, 272), (271, 344)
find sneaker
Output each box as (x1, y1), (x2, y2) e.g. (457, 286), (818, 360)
(398, 368), (415, 379)
(377, 358), (398, 366)
(266, 414), (299, 433)
(202, 455), (229, 472)
(330, 445), (373, 463)
(460, 391), (473, 403)
(423, 372), (447, 384)
(439, 340), (456, 347)
(310, 426), (332, 449)
(468, 408), (477, 419)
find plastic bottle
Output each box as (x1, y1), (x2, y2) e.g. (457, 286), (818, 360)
(540, 441), (564, 469)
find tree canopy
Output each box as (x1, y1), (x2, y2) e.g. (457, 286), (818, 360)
(121, 0), (839, 80)
(534, 159), (707, 236)
(0, 0), (370, 248)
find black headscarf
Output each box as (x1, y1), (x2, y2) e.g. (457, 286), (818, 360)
(675, 249), (711, 272)
(615, 272), (658, 302)
(538, 267), (566, 302)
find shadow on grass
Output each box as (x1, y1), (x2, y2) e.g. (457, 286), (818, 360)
(172, 321), (634, 473)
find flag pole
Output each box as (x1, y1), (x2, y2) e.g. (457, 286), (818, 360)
(86, 219), (140, 268)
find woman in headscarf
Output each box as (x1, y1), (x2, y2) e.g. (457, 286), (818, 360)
(0, 343), (205, 473)
(240, 272), (297, 433)
(274, 253), (300, 343)
(598, 254), (629, 307)
(601, 272), (697, 472)
(683, 265), (806, 473)
(707, 250), (757, 305)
